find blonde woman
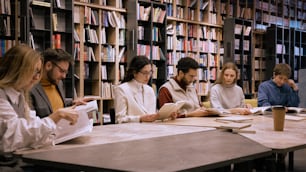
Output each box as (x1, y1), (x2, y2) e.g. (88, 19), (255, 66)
(0, 44), (78, 154)
(210, 62), (252, 115)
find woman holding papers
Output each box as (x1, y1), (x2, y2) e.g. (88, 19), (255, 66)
(210, 62), (252, 115)
(0, 44), (78, 155)
(115, 56), (176, 123)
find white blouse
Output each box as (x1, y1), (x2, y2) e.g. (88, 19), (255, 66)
(0, 87), (56, 153)
(114, 79), (157, 123)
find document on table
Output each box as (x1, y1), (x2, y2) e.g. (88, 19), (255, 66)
(54, 100), (98, 144)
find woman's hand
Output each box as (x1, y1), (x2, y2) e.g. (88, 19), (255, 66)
(140, 113), (159, 122)
(231, 108), (252, 115)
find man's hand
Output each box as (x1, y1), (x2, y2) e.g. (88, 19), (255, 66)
(287, 79), (298, 91)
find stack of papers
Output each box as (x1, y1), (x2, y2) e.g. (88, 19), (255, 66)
(54, 100), (98, 144)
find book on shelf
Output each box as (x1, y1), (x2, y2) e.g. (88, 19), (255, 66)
(138, 5), (151, 21)
(200, 0), (209, 11)
(52, 13), (58, 31)
(189, 0), (197, 8)
(54, 100), (98, 144)
(244, 26), (252, 36)
(53, 34), (61, 49)
(118, 47), (126, 62)
(159, 101), (185, 121)
(234, 24), (243, 35)
(29, 8), (36, 29)
(31, 0), (51, 7)
(54, 0), (61, 8)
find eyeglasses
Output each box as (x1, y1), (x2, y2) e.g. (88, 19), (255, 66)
(33, 69), (42, 78)
(52, 62), (69, 74)
(139, 70), (153, 77)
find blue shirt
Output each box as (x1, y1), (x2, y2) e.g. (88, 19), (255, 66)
(258, 79), (300, 107)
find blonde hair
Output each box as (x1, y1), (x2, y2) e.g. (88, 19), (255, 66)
(0, 44), (42, 89)
(0, 44), (42, 120)
(214, 62), (239, 85)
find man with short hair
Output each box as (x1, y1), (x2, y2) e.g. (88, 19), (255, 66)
(158, 57), (212, 117)
(30, 48), (91, 118)
(258, 63), (299, 107)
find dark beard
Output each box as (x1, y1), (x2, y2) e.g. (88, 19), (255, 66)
(47, 69), (57, 85)
(181, 77), (190, 86)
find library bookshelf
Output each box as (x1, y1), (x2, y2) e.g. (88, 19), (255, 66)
(74, 0), (127, 124)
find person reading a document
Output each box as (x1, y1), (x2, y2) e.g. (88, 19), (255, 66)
(30, 48), (94, 118)
(258, 63), (299, 107)
(0, 45), (78, 169)
(158, 57), (214, 117)
(210, 62), (252, 115)
(114, 56), (176, 123)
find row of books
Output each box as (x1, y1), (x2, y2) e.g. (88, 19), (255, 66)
(196, 81), (209, 95)
(200, 26), (218, 40)
(84, 27), (99, 44)
(84, 7), (99, 25)
(0, 15), (11, 36)
(101, 82), (115, 99)
(197, 68), (208, 81)
(152, 7), (166, 23)
(234, 24), (252, 36)
(0, 0), (11, 15)
(234, 39), (250, 51)
(77, 0), (124, 8)
(199, 40), (218, 54)
(74, 44), (96, 62)
(234, 54), (249, 65)
(137, 5), (151, 21)
(254, 71), (266, 81)
(0, 39), (17, 57)
(137, 44), (165, 61)
(254, 60), (266, 70)
(75, 8), (126, 29)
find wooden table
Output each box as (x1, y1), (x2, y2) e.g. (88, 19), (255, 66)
(22, 130), (271, 172)
(161, 115), (306, 171)
(17, 123), (214, 154)
(239, 115), (306, 170)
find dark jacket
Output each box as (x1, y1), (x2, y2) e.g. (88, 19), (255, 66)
(30, 81), (72, 118)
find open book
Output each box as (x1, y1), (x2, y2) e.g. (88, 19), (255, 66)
(159, 101), (185, 120)
(249, 106), (271, 115)
(54, 100), (98, 144)
(287, 107), (306, 114)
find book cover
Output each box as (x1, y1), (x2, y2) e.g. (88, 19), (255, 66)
(159, 101), (185, 120)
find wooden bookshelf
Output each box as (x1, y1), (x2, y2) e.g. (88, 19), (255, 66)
(74, 0), (127, 125)
(126, 0), (167, 94)
(162, 0), (223, 100)
(224, 18), (253, 98)
(0, 0), (25, 57)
